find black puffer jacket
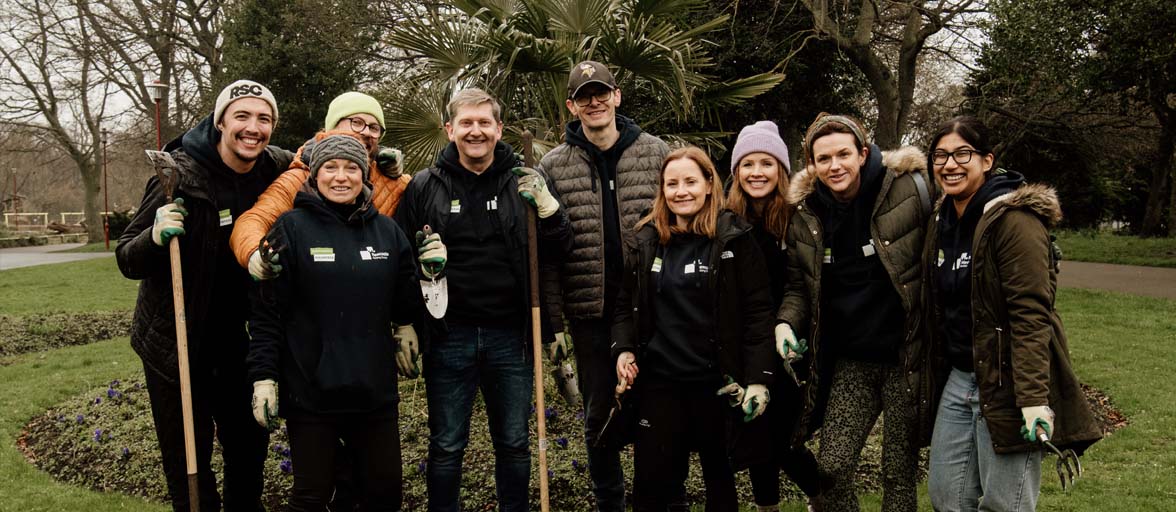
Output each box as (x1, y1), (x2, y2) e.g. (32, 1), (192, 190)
(116, 114), (293, 383)
(610, 211), (776, 387)
(248, 186), (421, 415)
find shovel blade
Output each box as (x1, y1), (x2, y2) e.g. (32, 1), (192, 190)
(422, 277), (448, 319)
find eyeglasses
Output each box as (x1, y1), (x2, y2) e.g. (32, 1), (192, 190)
(932, 148), (978, 166)
(572, 90), (614, 107)
(346, 117), (383, 137)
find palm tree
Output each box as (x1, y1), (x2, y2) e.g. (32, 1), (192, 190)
(375, 0), (785, 173)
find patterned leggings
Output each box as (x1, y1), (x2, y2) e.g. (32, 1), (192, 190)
(818, 359), (919, 512)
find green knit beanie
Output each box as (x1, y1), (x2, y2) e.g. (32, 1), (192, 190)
(323, 92), (385, 134)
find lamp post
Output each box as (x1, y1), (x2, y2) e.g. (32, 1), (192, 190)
(145, 79), (169, 150)
(102, 128), (110, 250)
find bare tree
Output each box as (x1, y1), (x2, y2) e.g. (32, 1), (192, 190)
(1, 0), (119, 239)
(799, 0), (985, 148)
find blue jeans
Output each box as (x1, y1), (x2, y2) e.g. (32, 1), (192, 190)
(425, 324), (532, 512)
(929, 369), (1041, 512)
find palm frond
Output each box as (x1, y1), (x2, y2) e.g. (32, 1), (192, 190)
(384, 82), (452, 174)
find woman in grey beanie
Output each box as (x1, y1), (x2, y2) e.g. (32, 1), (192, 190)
(726, 121), (829, 511)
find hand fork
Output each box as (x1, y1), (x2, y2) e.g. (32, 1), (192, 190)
(1039, 431), (1082, 491)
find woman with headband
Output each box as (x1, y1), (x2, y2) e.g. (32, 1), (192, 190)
(774, 113), (933, 511)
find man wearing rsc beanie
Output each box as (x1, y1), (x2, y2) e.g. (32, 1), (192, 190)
(248, 133), (423, 510)
(538, 60), (669, 512)
(117, 79), (293, 511)
(230, 91), (411, 281)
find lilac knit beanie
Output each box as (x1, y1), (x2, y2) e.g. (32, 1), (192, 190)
(730, 121), (791, 173)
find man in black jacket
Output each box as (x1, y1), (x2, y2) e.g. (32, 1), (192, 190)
(394, 88), (572, 512)
(116, 80), (292, 512)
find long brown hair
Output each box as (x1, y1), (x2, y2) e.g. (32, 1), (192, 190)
(725, 155), (792, 239)
(636, 146), (723, 244)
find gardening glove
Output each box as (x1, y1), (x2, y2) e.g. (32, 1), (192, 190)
(151, 198), (186, 246)
(774, 323), (807, 362)
(251, 379), (279, 431)
(547, 331), (569, 364)
(394, 324), (421, 378)
(415, 226), (446, 279)
(376, 147), (403, 178)
(247, 248), (282, 281)
(616, 351), (638, 391)
(716, 377), (745, 407)
(512, 167), (560, 219)
(741, 384), (770, 422)
(1021, 405), (1055, 442)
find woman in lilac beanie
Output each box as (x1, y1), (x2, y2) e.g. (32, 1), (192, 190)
(726, 121), (828, 511)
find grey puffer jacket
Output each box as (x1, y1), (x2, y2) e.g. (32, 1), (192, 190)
(539, 130), (668, 327)
(778, 145), (934, 447)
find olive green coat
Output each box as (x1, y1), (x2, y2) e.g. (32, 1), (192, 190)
(778, 145), (935, 447)
(922, 183), (1102, 454)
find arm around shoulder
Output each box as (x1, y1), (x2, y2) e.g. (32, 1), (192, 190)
(230, 168), (310, 268)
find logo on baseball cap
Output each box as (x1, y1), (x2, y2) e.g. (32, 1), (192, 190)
(567, 60), (617, 99)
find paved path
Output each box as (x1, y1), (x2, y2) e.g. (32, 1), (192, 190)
(0, 243), (114, 271)
(1059, 260), (1176, 300)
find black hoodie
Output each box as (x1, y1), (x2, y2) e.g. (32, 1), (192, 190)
(169, 115), (283, 328)
(936, 169), (1025, 371)
(811, 144), (906, 363)
(248, 187), (422, 415)
(564, 115), (644, 320)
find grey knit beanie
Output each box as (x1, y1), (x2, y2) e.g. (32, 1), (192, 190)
(308, 135), (370, 181)
(730, 121), (791, 173)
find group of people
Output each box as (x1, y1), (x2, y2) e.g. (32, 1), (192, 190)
(116, 58), (1101, 512)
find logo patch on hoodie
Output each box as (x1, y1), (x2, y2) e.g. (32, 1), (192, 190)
(310, 247), (335, 262)
(937, 249), (946, 267)
(359, 246), (389, 261)
(952, 252), (971, 271)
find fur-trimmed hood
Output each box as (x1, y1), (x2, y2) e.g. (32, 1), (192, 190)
(983, 182), (1063, 227)
(787, 144), (926, 205)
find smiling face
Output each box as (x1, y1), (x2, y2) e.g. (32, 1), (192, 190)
(566, 84), (620, 132)
(334, 112), (381, 156)
(737, 152), (783, 201)
(810, 132), (867, 202)
(934, 131), (994, 214)
(445, 102), (502, 171)
(315, 158), (364, 205)
(663, 157), (711, 229)
(216, 97), (274, 173)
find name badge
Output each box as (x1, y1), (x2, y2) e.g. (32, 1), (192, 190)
(486, 196), (498, 211)
(450, 199), (461, 213)
(823, 248), (833, 264)
(609, 180), (615, 191)
(218, 209), (232, 227)
(862, 239), (876, 257)
(685, 262), (695, 274)
(310, 247), (335, 262)
(651, 257), (662, 273)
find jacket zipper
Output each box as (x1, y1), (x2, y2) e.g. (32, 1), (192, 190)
(995, 327), (1004, 387)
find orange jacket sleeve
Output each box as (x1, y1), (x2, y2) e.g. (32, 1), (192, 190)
(229, 166), (310, 268)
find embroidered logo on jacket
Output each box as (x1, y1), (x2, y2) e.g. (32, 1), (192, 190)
(952, 252), (972, 271)
(721, 250), (734, 259)
(359, 246), (389, 261)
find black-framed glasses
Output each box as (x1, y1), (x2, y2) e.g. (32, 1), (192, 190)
(573, 90), (614, 107)
(932, 148), (978, 166)
(346, 117), (383, 136)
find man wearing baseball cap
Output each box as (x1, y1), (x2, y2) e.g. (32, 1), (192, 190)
(539, 60), (670, 511)
(117, 79), (294, 511)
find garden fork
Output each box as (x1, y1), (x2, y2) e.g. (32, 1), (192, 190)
(1040, 430), (1083, 491)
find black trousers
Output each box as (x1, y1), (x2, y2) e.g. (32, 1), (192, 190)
(142, 342), (268, 512)
(747, 370), (825, 505)
(633, 377), (737, 512)
(286, 410), (403, 512)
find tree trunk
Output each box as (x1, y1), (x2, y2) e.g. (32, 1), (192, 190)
(1141, 118), (1174, 236)
(80, 158), (103, 241)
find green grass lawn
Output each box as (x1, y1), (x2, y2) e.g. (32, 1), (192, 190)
(55, 242), (116, 253)
(1, 257), (1173, 510)
(0, 257), (138, 315)
(1054, 230), (1176, 268)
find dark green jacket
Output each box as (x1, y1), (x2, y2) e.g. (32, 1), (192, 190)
(923, 183), (1101, 454)
(777, 145), (933, 447)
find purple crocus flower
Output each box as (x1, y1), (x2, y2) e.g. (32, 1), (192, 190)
(544, 407), (557, 420)
(282, 447), (291, 457)
(279, 459), (292, 474)
(110, 379), (121, 388)
(572, 459), (582, 471)
(417, 460), (427, 474)
(121, 447), (131, 458)
(76, 414), (84, 424)
(272, 443), (284, 454)
(93, 429), (104, 442)
(575, 410), (585, 421)
(555, 437), (568, 448)
(547, 469), (554, 479)
(107, 388), (121, 399)
(94, 397), (102, 405)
